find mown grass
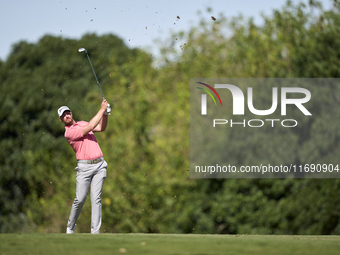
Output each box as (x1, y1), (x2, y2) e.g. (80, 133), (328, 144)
(1, 234), (340, 255)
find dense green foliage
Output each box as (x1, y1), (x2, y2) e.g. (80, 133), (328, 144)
(1, 1), (340, 234)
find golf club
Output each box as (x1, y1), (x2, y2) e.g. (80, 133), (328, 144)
(78, 47), (111, 115)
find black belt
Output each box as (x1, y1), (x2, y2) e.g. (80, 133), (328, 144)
(77, 157), (103, 164)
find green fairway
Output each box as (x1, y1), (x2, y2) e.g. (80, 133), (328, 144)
(0, 234), (339, 255)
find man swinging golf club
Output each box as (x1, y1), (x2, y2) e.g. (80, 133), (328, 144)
(58, 100), (109, 234)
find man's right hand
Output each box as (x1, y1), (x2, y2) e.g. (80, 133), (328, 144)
(101, 100), (109, 111)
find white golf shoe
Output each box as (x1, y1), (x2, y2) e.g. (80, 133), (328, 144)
(66, 224), (76, 234)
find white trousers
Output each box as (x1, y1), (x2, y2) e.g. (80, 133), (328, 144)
(67, 159), (107, 234)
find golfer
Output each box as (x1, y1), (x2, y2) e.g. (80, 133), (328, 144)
(58, 100), (109, 234)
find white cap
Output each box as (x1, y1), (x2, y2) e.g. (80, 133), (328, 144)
(58, 106), (71, 117)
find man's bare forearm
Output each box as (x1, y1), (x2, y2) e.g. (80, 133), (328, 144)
(94, 113), (108, 132)
(82, 109), (105, 135)
(82, 100), (109, 135)
(101, 114), (108, 131)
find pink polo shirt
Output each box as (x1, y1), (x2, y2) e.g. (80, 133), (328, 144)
(64, 121), (103, 160)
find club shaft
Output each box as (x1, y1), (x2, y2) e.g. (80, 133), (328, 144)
(86, 53), (105, 100)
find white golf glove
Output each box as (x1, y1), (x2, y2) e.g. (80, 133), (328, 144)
(105, 104), (111, 115)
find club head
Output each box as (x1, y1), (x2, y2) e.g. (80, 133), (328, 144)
(78, 47), (87, 53)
